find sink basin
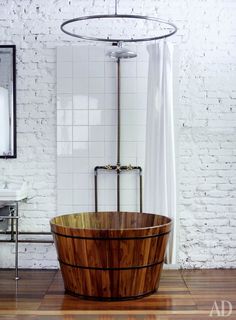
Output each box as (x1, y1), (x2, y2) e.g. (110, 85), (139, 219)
(0, 182), (28, 202)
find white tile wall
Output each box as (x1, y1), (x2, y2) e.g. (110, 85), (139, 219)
(57, 45), (148, 213)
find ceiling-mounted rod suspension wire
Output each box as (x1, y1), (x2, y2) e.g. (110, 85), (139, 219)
(115, 0), (118, 15)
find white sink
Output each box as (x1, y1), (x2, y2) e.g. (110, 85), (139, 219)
(0, 181), (28, 202)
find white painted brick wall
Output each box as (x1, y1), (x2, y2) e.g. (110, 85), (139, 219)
(0, 0), (235, 269)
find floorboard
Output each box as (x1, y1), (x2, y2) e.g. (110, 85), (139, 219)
(0, 269), (235, 319)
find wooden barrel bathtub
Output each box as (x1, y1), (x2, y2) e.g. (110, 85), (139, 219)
(50, 212), (172, 301)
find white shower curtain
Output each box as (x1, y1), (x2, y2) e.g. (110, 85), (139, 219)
(144, 40), (176, 264)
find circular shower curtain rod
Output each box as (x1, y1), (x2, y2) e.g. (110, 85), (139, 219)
(61, 14), (177, 43)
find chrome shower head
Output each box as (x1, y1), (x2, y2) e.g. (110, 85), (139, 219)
(106, 47), (137, 59)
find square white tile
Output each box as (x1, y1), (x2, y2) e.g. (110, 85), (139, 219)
(73, 94), (89, 109)
(104, 126), (117, 141)
(57, 205), (74, 214)
(57, 94), (73, 110)
(57, 142), (73, 156)
(121, 125), (145, 142)
(136, 93), (147, 109)
(89, 141), (105, 157)
(57, 173), (73, 189)
(73, 78), (89, 94)
(120, 204), (137, 211)
(57, 189), (73, 205)
(89, 78), (105, 94)
(89, 126), (105, 141)
(89, 110), (105, 126)
(73, 110), (88, 126)
(120, 78), (137, 94)
(105, 77), (117, 93)
(73, 142), (89, 157)
(89, 94), (105, 109)
(120, 93), (137, 108)
(89, 157), (105, 169)
(72, 46), (89, 62)
(73, 205), (91, 212)
(105, 141), (116, 160)
(57, 110), (72, 125)
(120, 141), (137, 158)
(98, 189), (116, 206)
(57, 157), (73, 173)
(72, 158), (89, 173)
(89, 61), (105, 77)
(120, 189), (137, 205)
(102, 173), (116, 190)
(104, 156), (116, 166)
(105, 109), (116, 126)
(89, 45), (105, 61)
(73, 189), (89, 205)
(57, 47), (72, 62)
(73, 62), (89, 78)
(73, 126), (89, 141)
(73, 173), (89, 189)
(105, 61), (116, 77)
(57, 61), (73, 78)
(87, 189), (95, 204)
(137, 142), (146, 158)
(104, 93), (116, 109)
(122, 157), (137, 166)
(121, 110), (146, 126)
(137, 77), (148, 93)
(57, 126), (72, 142)
(120, 173), (137, 190)
(57, 77), (73, 94)
(121, 61), (137, 78)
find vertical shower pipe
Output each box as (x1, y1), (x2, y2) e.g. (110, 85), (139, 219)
(117, 56), (121, 211)
(115, 0), (120, 211)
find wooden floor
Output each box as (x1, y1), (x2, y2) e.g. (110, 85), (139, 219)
(0, 269), (235, 319)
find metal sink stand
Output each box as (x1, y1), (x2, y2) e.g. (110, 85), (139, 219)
(0, 202), (19, 280)
(0, 200), (54, 280)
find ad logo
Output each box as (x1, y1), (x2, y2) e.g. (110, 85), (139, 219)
(209, 300), (232, 317)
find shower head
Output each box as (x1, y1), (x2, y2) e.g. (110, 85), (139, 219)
(106, 47), (137, 59)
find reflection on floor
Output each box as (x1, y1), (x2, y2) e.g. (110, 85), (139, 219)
(0, 269), (235, 319)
